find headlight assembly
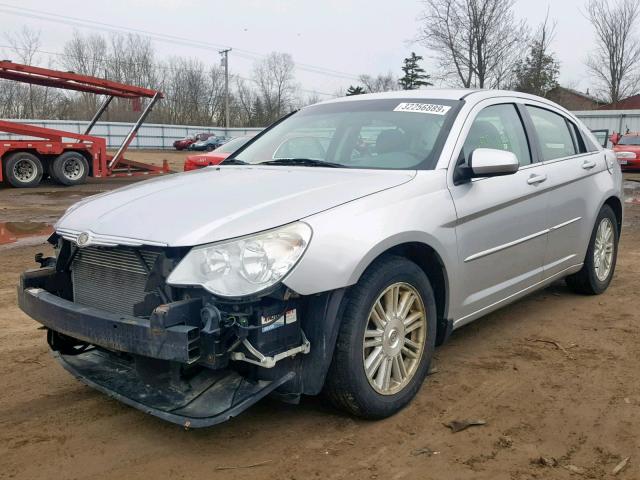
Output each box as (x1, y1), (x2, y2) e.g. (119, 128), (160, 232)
(167, 222), (312, 297)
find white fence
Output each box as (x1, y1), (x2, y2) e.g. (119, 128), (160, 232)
(573, 110), (640, 135)
(1, 109), (638, 150)
(0, 119), (263, 149)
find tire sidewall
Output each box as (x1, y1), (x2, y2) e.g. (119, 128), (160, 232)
(4, 152), (43, 188)
(339, 258), (437, 417)
(584, 205), (619, 293)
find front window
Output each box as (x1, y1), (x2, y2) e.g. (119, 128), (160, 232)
(618, 135), (640, 146)
(232, 99), (460, 170)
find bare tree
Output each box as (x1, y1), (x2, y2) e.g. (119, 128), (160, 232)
(4, 26), (43, 117)
(585, 0), (640, 103)
(253, 52), (297, 122)
(417, 0), (528, 88)
(359, 73), (398, 93)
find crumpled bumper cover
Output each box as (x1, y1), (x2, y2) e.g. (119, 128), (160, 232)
(56, 349), (294, 428)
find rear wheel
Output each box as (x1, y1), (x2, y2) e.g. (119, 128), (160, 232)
(51, 151), (89, 186)
(3, 151), (43, 188)
(324, 255), (437, 419)
(566, 205), (618, 295)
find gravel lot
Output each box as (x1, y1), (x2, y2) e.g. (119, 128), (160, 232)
(1, 154), (639, 480)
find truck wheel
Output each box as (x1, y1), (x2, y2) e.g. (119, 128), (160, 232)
(3, 151), (43, 188)
(566, 204), (619, 295)
(324, 255), (437, 419)
(51, 152), (89, 186)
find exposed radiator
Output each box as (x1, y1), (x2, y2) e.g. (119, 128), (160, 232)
(71, 246), (161, 316)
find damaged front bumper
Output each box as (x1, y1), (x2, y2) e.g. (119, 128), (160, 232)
(17, 267), (304, 427)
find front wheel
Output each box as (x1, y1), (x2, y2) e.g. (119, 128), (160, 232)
(566, 204), (619, 295)
(324, 255), (437, 419)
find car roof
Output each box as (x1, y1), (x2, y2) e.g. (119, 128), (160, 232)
(316, 88), (554, 105)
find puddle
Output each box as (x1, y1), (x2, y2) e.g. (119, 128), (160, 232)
(0, 222), (54, 245)
(624, 180), (640, 205)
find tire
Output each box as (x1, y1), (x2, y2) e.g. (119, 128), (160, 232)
(566, 204), (619, 295)
(3, 151), (43, 188)
(324, 255), (437, 419)
(51, 151), (89, 186)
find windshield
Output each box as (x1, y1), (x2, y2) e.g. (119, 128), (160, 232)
(619, 135), (640, 146)
(233, 98), (460, 170)
(215, 136), (251, 153)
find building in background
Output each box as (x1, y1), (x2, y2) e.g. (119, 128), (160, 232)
(546, 86), (605, 111)
(599, 94), (640, 111)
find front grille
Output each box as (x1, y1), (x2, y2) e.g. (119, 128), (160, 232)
(71, 246), (161, 316)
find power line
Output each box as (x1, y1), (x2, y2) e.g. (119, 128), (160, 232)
(0, 44), (339, 97)
(0, 3), (361, 81)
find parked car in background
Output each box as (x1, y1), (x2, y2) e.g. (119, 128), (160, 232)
(188, 135), (228, 151)
(184, 136), (253, 171)
(173, 133), (215, 151)
(18, 90), (622, 428)
(612, 132), (640, 171)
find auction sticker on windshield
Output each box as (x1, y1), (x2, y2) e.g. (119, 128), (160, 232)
(393, 102), (451, 115)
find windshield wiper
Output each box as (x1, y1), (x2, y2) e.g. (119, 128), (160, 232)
(220, 158), (249, 165)
(259, 158), (345, 168)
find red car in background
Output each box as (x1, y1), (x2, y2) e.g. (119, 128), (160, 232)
(612, 132), (640, 171)
(183, 136), (253, 171)
(173, 133), (215, 151)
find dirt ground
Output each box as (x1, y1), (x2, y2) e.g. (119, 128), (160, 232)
(0, 162), (639, 480)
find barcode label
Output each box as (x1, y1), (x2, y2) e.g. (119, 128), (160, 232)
(393, 102), (451, 115)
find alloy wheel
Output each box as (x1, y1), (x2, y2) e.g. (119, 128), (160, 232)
(594, 217), (615, 282)
(363, 282), (427, 395)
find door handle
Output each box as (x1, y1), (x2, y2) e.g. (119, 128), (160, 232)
(582, 159), (597, 170)
(527, 174), (547, 185)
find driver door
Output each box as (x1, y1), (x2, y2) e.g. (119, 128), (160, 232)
(448, 101), (549, 323)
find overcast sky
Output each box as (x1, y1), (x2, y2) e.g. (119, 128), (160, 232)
(0, 0), (599, 98)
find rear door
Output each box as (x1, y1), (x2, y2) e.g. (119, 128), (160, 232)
(524, 104), (607, 278)
(448, 100), (549, 322)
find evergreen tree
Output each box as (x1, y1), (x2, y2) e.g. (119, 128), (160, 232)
(513, 40), (560, 96)
(398, 52), (432, 90)
(346, 85), (365, 96)
(513, 16), (560, 97)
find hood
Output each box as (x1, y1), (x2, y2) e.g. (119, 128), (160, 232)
(56, 166), (415, 246)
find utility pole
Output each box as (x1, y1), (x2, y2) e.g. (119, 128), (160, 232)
(219, 48), (231, 130)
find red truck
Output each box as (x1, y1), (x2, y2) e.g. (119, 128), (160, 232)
(0, 61), (169, 188)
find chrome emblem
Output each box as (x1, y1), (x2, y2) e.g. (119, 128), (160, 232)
(76, 232), (91, 247)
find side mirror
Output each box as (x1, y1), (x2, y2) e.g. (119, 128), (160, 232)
(470, 148), (519, 176)
(454, 148), (519, 184)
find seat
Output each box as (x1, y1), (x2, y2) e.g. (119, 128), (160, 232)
(375, 129), (406, 154)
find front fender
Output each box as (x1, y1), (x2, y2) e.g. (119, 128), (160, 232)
(283, 170), (458, 296)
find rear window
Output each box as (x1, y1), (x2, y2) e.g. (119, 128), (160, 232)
(619, 135), (640, 146)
